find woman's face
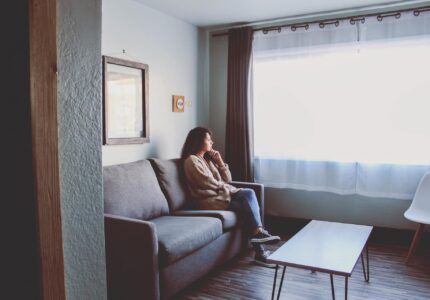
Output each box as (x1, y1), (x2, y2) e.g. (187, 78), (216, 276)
(201, 132), (213, 152)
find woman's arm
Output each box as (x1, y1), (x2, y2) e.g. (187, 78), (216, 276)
(215, 162), (232, 183)
(207, 150), (232, 182)
(184, 157), (224, 190)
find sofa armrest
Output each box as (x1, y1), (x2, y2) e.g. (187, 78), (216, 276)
(104, 214), (160, 300)
(230, 181), (265, 225)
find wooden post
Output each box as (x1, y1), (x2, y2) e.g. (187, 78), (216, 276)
(29, 0), (66, 298)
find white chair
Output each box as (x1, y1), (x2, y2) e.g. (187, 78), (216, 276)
(404, 172), (430, 265)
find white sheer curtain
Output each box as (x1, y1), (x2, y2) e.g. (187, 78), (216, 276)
(252, 10), (430, 199)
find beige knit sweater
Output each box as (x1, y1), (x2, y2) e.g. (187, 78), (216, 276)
(184, 155), (240, 210)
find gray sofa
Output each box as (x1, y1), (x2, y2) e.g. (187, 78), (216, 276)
(103, 158), (264, 299)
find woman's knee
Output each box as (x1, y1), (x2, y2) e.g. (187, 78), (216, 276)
(240, 188), (256, 198)
(239, 189), (257, 204)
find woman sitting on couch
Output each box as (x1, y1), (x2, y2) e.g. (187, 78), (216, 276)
(181, 126), (280, 267)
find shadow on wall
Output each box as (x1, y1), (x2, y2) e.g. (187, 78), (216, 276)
(265, 187), (415, 230)
(146, 142), (161, 159)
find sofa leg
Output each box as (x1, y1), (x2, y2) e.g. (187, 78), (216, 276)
(405, 223), (425, 265)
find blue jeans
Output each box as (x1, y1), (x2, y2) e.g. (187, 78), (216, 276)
(227, 188), (263, 236)
(228, 188), (266, 254)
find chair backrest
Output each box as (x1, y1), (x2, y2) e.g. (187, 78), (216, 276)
(103, 160), (170, 220)
(410, 172), (430, 212)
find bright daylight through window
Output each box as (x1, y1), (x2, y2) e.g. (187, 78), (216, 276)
(253, 38), (430, 165)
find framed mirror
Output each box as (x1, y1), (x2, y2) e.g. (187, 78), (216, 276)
(102, 56), (149, 145)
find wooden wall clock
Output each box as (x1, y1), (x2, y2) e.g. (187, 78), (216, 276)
(173, 95), (185, 112)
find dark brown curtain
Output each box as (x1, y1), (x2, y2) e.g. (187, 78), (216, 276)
(225, 27), (254, 182)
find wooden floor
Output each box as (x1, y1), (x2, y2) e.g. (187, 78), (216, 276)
(177, 221), (430, 300)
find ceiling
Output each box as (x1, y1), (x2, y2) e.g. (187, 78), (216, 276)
(134, 0), (422, 27)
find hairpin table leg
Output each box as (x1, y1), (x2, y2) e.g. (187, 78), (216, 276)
(361, 245), (370, 282)
(271, 265), (278, 300)
(276, 266), (286, 300)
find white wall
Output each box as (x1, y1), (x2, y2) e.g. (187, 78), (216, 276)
(102, 0), (207, 165)
(208, 34), (416, 230)
(58, 0), (107, 298)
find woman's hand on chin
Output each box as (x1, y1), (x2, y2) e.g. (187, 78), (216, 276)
(208, 150), (224, 166)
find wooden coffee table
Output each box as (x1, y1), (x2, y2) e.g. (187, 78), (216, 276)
(267, 220), (373, 300)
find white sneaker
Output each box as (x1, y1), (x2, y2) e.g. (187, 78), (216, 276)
(250, 229), (281, 245)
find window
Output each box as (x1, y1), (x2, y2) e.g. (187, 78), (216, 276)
(251, 11), (430, 199)
(253, 38), (430, 165)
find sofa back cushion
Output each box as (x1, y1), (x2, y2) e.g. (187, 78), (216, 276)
(149, 158), (192, 211)
(104, 160), (169, 220)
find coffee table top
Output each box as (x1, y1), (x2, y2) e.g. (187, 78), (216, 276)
(267, 220), (373, 276)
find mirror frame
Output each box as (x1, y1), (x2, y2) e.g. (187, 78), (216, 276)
(102, 55), (149, 145)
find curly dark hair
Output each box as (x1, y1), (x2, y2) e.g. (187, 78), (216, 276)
(181, 127), (213, 159)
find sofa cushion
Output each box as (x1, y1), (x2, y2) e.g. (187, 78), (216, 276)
(151, 216), (222, 266)
(104, 160), (169, 220)
(172, 210), (238, 231)
(149, 158), (192, 211)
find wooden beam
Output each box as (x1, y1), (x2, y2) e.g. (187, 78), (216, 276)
(29, 0), (66, 298)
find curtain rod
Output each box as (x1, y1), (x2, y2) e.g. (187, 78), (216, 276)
(212, 5), (430, 37)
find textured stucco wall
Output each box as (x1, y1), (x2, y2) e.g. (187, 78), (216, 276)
(57, 0), (107, 298)
(102, 0), (202, 165)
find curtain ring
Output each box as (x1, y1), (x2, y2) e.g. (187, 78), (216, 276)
(263, 29), (268, 34)
(350, 17), (366, 25)
(413, 10), (420, 16)
(278, 27), (282, 33)
(291, 25), (296, 31)
(305, 24), (309, 30)
(377, 12), (401, 21)
(335, 20), (340, 27)
(319, 23), (325, 28)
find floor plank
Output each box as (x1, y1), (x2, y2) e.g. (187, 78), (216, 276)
(176, 225), (430, 300)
